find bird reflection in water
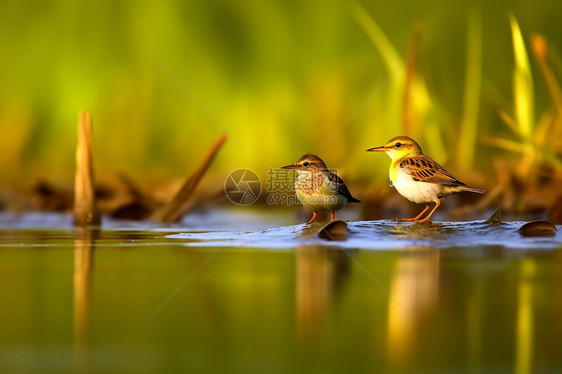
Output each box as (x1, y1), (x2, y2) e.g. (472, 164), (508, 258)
(295, 244), (351, 341)
(387, 247), (440, 370)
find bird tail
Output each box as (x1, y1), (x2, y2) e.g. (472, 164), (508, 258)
(461, 186), (485, 194)
(348, 196), (361, 203)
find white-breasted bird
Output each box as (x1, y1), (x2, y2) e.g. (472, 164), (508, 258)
(367, 136), (484, 222)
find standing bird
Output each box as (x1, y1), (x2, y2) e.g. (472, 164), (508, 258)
(281, 154), (361, 223)
(366, 136), (484, 222)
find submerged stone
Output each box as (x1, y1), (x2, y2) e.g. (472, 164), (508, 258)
(518, 220), (557, 237)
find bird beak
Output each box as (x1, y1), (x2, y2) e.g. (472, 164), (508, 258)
(366, 146), (387, 152)
(281, 164), (299, 169)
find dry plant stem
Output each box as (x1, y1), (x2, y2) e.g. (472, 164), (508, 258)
(74, 111), (100, 226)
(151, 133), (228, 223)
(531, 34), (562, 158)
(167, 184), (225, 218)
(531, 34), (562, 118)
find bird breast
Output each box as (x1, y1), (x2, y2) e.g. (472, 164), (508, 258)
(295, 170), (322, 194)
(392, 167), (442, 204)
(295, 171), (346, 211)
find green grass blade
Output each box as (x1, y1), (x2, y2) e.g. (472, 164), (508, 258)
(351, 2), (402, 73)
(351, 2), (446, 162)
(509, 14), (534, 139)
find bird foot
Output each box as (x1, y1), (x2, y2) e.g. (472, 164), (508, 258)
(307, 212), (319, 224)
(394, 218), (418, 222)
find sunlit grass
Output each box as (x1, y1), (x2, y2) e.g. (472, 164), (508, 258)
(485, 15), (562, 177)
(510, 13), (535, 140)
(351, 2), (446, 163)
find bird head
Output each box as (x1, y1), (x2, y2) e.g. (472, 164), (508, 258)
(366, 136), (422, 160)
(281, 153), (328, 171)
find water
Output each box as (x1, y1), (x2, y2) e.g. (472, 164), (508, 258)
(0, 210), (561, 373)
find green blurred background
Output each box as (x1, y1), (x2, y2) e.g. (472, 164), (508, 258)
(1, 0), (561, 192)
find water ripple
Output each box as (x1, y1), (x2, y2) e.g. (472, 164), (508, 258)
(169, 220), (562, 250)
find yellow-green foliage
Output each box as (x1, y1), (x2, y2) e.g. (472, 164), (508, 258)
(509, 14), (535, 140)
(1, 1), (562, 188)
(487, 14), (562, 176)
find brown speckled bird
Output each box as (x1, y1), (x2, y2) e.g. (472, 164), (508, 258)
(367, 136), (484, 222)
(281, 154), (360, 223)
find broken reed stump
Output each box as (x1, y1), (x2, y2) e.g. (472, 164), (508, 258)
(150, 133), (228, 223)
(74, 111), (101, 226)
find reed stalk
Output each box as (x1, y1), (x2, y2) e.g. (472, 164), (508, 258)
(74, 111), (100, 226)
(151, 133), (228, 223)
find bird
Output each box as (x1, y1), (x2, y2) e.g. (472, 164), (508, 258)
(281, 154), (361, 223)
(366, 136), (484, 222)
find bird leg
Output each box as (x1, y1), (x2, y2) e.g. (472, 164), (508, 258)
(330, 212), (335, 221)
(307, 211), (319, 224)
(396, 204), (430, 222)
(416, 200), (441, 223)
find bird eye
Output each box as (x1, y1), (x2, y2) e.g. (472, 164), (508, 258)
(395, 142), (402, 148)
(303, 161), (310, 166)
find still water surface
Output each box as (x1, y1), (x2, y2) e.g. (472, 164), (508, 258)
(0, 210), (561, 373)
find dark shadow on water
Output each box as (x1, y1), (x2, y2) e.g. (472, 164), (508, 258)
(299, 220), (349, 241)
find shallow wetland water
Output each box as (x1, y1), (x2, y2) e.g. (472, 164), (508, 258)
(0, 209), (561, 373)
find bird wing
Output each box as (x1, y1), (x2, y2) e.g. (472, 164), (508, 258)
(326, 171), (361, 202)
(399, 155), (465, 186)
